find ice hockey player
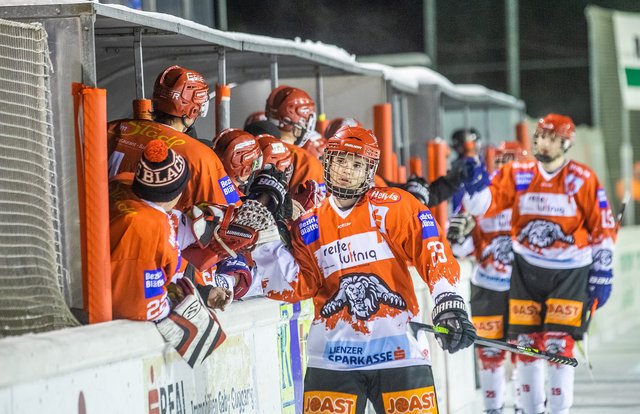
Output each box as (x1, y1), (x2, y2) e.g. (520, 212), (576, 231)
(251, 126), (476, 413)
(450, 128), (483, 212)
(109, 140), (232, 322)
(448, 141), (530, 414)
(265, 85), (325, 190)
(462, 114), (616, 414)
(107, 65), (240, 210)
(211, 128), (263, 194)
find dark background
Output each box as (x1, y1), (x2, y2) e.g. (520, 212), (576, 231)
(225, 0), (640, 126)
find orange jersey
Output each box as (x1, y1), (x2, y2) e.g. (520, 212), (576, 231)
(285, 142), (326, 193)
(262, 186), (460, 370)
(109, 180), (182, 322)
(470, 208), (513, 292)
(107, 119), (240, 211)
(467, 160), (616, 270)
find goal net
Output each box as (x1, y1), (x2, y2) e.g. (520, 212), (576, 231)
(0, 18), (78, 336)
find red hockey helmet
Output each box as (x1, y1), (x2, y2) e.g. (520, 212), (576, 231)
(535, 114), (576, 150)
(212, 128), (263, 187)
(153, 65), (209, 119)
(324, 117), (362, 139)
(323, 126), (380, 199)
(257, 134), (293, 175)
(494, 141), (529, 167)
(243, 111), (268, 129)
(265, 85), (316, 146)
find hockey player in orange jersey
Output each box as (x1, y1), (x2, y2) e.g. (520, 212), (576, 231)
(264, 85), (326, 192)
(110, 140), (232, 322)
(448, 142), (530, 414)
(250, 126), (476, 413)
(107, 65), (240, 211)
(462, 115), (617, 414)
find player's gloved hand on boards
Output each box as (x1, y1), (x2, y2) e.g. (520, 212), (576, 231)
(432, 292), (477, 353)
(216, 254), (252, 300)
(404, 175), (430, 205)
(246, 164), (288, 217)
(462, 157), (490, 196)
(447, 213), (476, 245)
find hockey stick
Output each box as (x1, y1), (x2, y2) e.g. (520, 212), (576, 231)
(578, 191), (630, 373)
(408, 321), (578, 367)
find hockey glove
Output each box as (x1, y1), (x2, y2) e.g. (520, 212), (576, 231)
(246, 164), (289, 217)
(404, 175), (430, 205)
(588, 268), (612, 309)
(432, 293), (477, 353)
(156, 277), (226, 367)
(182, 203), (258, 271)
(292, 179), (325, 213)
(447, 213), (476, 245)
(462, 157), (490, 196)
(216, 254), (252, 300)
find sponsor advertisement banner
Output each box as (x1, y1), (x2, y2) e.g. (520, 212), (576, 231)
(613, 12), (640, 109)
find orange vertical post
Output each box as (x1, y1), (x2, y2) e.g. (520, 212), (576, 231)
(391, 152), (399, 182)
(515, 122), (531, 154)
(427, 139), (449, 226)
(215, 84), (231, 134)
(373, 103), (394, 182)
(397, 166), (407, 183)
(133, 98), (153, 120)
(409, 156), (423, 178)
(73, 83), (112, 323)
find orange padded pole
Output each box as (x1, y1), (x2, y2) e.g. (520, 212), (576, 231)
(427, 139), (449, 226)
(373, 103), (394, 182)
(391, 152), (399, 182)
(133, 98), (153, 120)
(397, 165), (407, 184)
(410, 156), (423, 178)
(215, 84), (231, 134)
(73, 83), (112, 323)
(515, 122), (531, 154)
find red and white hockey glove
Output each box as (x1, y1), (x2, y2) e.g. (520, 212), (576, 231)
(156, 277), (226, 367)
(181, 203), (258, 271)
(292, 179), (324, 217)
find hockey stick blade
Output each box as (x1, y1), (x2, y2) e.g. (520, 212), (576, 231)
(408, 321), (578, 367)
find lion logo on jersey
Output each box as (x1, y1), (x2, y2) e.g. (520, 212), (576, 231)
(480, 235), (514, 266)
(320, 273), (406, 320)
(517, 220), (574, 248)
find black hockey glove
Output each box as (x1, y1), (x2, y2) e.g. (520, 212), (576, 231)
(246, 164), (289, 217)
(432, 293), (476, 354)
(404, 175), (430, 205)
(446, 213), (475, 245)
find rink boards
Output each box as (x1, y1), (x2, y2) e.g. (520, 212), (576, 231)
(1, 227), (638, 414)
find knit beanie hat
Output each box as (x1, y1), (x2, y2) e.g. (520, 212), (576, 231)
(132, 140), (190, 202)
